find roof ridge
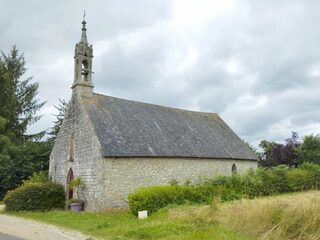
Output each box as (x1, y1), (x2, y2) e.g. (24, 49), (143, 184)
(92, 92), (218, 115)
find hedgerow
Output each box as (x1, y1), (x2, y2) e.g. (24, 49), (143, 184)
(4, 181), (65, 211)
(128, 162), (320, 215)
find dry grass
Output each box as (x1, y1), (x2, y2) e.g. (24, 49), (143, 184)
(168, 191), (320, 240)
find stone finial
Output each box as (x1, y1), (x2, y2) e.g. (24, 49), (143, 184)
(81, 10), (88, 43)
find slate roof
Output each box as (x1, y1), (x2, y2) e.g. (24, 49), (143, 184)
(83, 93), (257, 160)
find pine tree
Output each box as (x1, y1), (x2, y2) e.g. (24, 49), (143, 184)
(0, 46), (45, 141)
(0, 46), (48, 199)
(48, 98), (69, 143)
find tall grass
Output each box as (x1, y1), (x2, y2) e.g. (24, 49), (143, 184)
(168, 191), (320, 240)
(219, 192), (320, 239)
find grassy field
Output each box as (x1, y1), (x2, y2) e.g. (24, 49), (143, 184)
(6, 209), (248, 240)
(5, 191), (320, 240)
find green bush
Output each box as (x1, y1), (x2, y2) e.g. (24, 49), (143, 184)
(128, 185), (185, 215)
(269, 166), (291, 194)
(288, 168), (315, 191)
(299, 162), (320, 184)
(128, 185), (214, 215)
(288, 163), (320, 191)
(4, 182), (65, 211)
(128, 163), (320, 215)
(22, 171), (48, 185)
(242, 169), (264, 198)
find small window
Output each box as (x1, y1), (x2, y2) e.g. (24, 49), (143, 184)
(69, 134), (75, 162)
(232, 163), (237, 174)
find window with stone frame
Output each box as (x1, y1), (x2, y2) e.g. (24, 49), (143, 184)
(69, 134), (75, 162)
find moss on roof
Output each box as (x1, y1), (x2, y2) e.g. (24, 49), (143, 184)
(83, 93), (257, 160)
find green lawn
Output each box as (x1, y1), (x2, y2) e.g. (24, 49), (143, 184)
(8, 208), (250, 240)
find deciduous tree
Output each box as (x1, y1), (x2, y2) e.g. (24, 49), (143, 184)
(258, 132), (300, 167)
(296, 134), (320, 164)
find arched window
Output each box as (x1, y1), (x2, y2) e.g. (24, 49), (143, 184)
(66, 168), (74, 200)
(232, 163), (237, 174)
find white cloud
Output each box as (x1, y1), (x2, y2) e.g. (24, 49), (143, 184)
(171, 0), (235, 29)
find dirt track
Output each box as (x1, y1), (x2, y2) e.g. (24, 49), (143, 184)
(0, 213), (94, 240)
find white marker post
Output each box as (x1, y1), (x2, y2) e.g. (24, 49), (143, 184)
(138, 210), (148, 219)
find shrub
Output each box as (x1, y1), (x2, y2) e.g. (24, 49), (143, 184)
(269, 165), (291, 194)
(299, 162), (320, 187)
(242, 169), (264, 198)
(128, 185), (185, 215)
(182, 185), (213, 203)
(22, 171), (48, 185)
(254, 166), (291, 195)
(4, 181), (65, 211)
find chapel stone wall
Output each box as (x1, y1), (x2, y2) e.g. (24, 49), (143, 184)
(49, 92), (104, 211)
(101, 157), (257, 210)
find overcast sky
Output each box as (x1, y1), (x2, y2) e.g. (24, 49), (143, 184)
(1, 0), (320, 147)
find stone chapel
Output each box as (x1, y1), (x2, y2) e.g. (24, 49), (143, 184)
(49, 19), (257, 211)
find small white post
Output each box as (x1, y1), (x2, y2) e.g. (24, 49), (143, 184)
(138, 210), (148, 219)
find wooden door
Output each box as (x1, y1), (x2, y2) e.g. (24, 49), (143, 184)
(66, 168), (74, 200)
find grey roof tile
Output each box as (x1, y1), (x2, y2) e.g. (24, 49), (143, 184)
(83, 93), (257, 160)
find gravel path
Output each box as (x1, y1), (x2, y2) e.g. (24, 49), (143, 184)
(0, 213), (94, 240)
(0, 232), (24, 240)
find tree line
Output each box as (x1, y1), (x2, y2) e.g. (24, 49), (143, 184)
(256, 131), (320, 167)
(0, 46), (319, 199)
(0, 46), (67, 198)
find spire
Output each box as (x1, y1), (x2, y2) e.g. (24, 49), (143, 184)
(81, 10), (88, 43)
(72, 11), (94, 97)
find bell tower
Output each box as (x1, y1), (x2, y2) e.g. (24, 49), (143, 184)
(72, 13), (94, 97)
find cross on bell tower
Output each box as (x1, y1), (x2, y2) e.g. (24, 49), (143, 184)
(72, 12), (94, 97)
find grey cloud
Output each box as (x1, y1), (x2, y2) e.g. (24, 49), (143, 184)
(1, 0), (319, 146)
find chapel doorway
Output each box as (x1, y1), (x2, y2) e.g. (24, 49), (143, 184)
(67, 168), (74, 200)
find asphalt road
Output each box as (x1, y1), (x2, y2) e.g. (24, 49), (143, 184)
(0, 233), (24, 240)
